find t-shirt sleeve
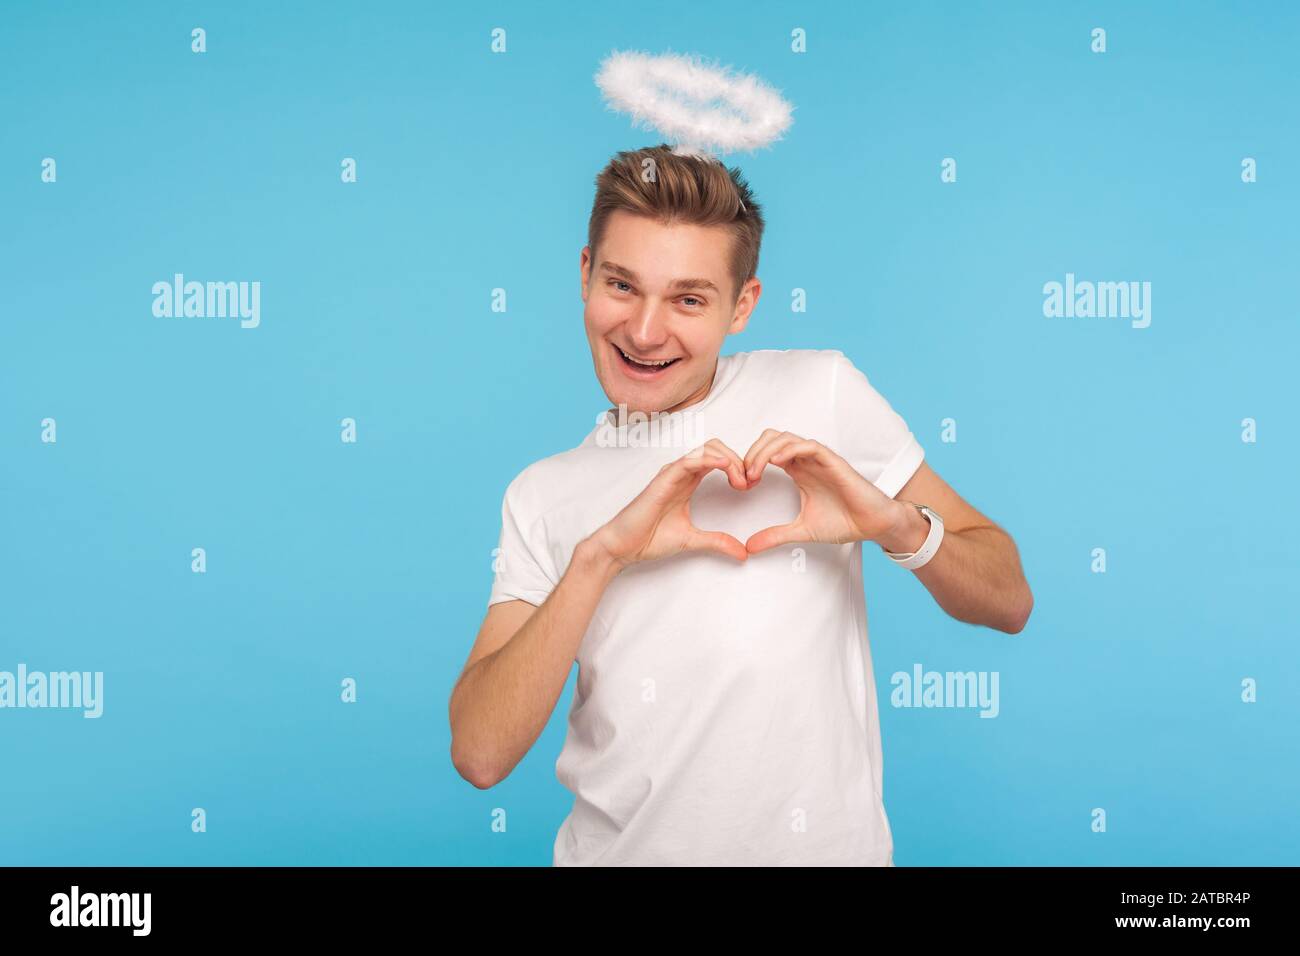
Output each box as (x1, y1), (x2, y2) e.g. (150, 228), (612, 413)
(828, 350), (925, 499)
(487, 473), (558, 609)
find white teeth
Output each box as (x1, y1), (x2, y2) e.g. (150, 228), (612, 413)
(619, 347), (674, 368)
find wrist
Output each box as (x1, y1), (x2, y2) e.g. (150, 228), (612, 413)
(875, 499), (930, 554)
(573, 532), (630, 582)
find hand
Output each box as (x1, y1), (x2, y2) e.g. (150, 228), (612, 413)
(741, 430), (909, 555)
(587, 438), (751, 569)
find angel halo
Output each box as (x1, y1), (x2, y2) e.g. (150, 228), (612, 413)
(594, 50), (795, 161)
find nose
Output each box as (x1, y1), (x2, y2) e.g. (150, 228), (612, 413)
(623, 300), (671, 353)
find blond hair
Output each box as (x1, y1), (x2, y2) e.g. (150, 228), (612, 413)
(587, 144), (765, 304)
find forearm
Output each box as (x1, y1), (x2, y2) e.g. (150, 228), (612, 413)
(876, 506), (1032, 633)
(450, 539), (620, 786)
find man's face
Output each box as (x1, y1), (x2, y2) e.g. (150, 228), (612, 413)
(581, 210), (760, 416)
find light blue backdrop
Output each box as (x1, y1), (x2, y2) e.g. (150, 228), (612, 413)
(2, 0), (1296, 865)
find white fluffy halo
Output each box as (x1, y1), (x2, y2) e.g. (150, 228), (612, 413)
(595, 50), (794, 158)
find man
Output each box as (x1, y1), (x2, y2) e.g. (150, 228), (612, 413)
(449, 144), (1033, 866)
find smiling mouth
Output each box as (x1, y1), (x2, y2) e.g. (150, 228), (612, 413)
(613, 343), (682, 373)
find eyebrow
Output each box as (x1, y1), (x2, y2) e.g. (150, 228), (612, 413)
(599, 261), (720, 295)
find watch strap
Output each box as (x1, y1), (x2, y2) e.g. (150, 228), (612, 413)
(884, 503), (944, 570)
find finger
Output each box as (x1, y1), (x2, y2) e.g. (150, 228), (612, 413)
(701, 438), (749, 490)
(769, 439), (831, 470)
(742, 428), (784, 480)
(673, 453), (731, 480)
(747, 432), (806, 483)
(665, 453), (736, 499)
(678, 452), (729, 470)
(688, 528), (749, 562)
(745, 521), (808, 555)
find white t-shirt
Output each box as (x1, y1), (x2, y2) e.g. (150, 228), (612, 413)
(487, 349), (925, 866)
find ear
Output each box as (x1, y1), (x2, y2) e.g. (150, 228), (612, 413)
(727, 276), (761, 334)
(580, 246), (593, 301)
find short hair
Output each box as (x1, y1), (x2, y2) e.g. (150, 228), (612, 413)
(587, 143), (765, 304)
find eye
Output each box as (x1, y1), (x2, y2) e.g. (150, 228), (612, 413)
(609, 279), (633, 293)
(680, 295), (706, 308)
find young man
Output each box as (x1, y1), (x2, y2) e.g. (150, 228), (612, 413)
(449, 144), (1033, 866)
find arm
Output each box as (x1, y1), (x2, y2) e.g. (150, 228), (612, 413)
(450, 440), (751, 789)
(741, 432), (1033, 635)
(876, 462), (1033, 634)
(449, 544), (620, 789)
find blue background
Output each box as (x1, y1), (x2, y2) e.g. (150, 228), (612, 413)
(2, 0), (1296, 865)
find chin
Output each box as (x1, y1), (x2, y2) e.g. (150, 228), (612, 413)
(605, 385), (666, 416)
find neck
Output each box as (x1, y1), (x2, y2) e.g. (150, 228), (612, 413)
(662, 359), (719, 415)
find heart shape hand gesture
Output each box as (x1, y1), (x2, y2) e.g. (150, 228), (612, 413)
(587, 431), (909, 571)
(739, 429), (905, 555)
(589, 438), (754, 569)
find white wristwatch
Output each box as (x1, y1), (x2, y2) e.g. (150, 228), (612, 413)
(883, 502), (944, 570)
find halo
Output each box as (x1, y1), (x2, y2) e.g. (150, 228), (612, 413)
(595, 50), (794, 158)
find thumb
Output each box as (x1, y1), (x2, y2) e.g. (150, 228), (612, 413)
(745, 522), (806, 556)
(688, 529), (749, 563)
